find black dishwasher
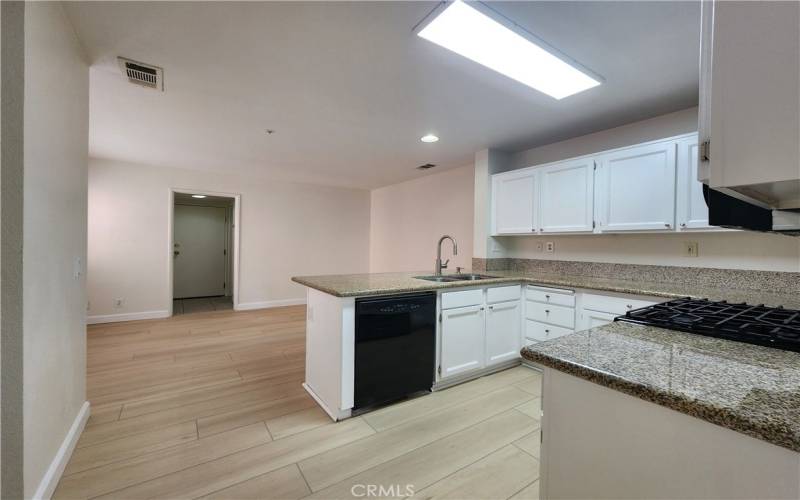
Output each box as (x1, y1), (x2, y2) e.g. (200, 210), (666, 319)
(354, 292), (436, 410)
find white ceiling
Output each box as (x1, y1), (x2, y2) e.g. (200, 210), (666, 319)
(64, 1), (700, 189)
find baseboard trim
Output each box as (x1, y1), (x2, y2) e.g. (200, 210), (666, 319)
(32, 401), (90, 500)
(235, 298), (306, 311)
(87, 310), (170, 325)
(302, 383), (350, 422)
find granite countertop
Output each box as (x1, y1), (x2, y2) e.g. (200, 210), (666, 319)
(291, 270), (800, 309)
(522, 321), (800, 452)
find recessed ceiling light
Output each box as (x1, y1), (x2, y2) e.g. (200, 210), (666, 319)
(191, 195), (207, 199)
(421, 134), (439, 143)
(417, 0), (602, 99)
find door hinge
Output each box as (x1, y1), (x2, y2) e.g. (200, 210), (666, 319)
(223, 281), (226, 289)
(223, 249), (227, 255)
(437, 365), (442, 375)
(438, 312), (442, 323)
(593, 161), (597, 170)
(592, 220), (596, 229)
(700, 140), (710, 161)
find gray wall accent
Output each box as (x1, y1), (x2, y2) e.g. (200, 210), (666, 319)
(1, 2), (25, 498)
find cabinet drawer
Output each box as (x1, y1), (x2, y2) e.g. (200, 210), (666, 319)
(526, 301), (575, 329)
(487, 285), (521, 304)
(441, 289), (484, 310)
(581, 293), (658, 316)
(526, 285), (575, 307)
(525, 320), (573, 342)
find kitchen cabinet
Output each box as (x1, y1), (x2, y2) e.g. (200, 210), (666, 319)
(577, 309), (617, 331)
(539, 158), (595, 233)
(485, 300), (521, 365)
(676, 136), (712, 230)
(492, 169), (537, 234)
(440, 285), (521, 379)
(440, 304), (485, 378)
(577, 291), (658, 331)
(594, 140), (677, 232)
(699, 0), (800, 209)
(524, 285), (576, 345)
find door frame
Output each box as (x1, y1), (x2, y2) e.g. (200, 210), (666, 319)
(167, 188), (242, 316)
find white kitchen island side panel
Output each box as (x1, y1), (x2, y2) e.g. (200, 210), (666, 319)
(304, 288), (354, 421)
(540, 368), (800, 499)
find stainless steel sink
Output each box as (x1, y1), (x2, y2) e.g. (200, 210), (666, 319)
(453, 274), (499, 281)
(414, 274), (499, 282)
(414, 275), (460, 282)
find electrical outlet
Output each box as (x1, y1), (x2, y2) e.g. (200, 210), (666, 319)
(114, 298), (124, 308)
(684, 242), (699, 258)
(545, 241), (555, 254)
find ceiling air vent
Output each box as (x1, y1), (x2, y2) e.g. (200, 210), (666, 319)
(417, 163), (437, 170)
(118, 57), (164, 91)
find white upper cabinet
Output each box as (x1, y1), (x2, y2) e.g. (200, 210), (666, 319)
(539, 158), (595, 233)
(700, 1), (800, 209)
(595, 141), (677, 232)
(492, 169), (537, 235)
(676, 136), (712, 230)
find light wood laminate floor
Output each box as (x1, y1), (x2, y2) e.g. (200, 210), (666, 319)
(55, 306), (542, 499)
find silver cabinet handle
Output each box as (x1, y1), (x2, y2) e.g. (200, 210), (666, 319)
(545, 309), (550, 314)
(488, 305), (494, 310)
(545, 294), (550, 299)
(626, 304), (633, 309)
(680, 223), (687, 227)
(665, 223), (671, 228)
(545, 329), (550, 334)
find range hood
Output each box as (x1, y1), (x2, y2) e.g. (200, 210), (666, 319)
(704, 186), (800, 236)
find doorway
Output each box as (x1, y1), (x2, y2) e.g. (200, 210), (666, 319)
(170, 191), (239, 315)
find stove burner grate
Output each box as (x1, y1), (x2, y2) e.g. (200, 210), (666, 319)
(616, 297), (800, 353)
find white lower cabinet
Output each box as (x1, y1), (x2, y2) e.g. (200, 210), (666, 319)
(440, 285), (521, 380)
(577, 292), (660, 331)
(577, 309), (618, 330)
(440, 304), (485, 378)
(524, 285), (576, 345)
(440, 285), (663, 379)
(485, 300), (521, 365)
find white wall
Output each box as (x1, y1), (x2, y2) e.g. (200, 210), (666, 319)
(482, 107), (800, 273)
(88, 158), (370, 319)
(23, 3), (89, 497)
(369, 165), (474, 273)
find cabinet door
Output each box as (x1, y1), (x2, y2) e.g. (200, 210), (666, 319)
(676, 136), (712, 230)
(492, 169), (537, 234)
(539, 158), (595, 233)
(578, 310), (618, 331)
(705, 1), (799, 201)
(595, 141), (677, 232)
(485, 300), (521, 366)
(440, 305), (485, 378)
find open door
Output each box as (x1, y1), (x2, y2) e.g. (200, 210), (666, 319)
(173, 204), (228, 298)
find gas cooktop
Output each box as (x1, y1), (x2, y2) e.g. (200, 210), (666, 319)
(616, 297), (800, 353)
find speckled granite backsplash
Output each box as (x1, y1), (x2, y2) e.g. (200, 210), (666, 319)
(472, 258), (800, 294)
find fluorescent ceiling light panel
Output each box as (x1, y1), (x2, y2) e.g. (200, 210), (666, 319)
(417, 1), (601, 99)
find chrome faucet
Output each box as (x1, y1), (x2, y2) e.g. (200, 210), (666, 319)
(435, 235), (458, 276)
